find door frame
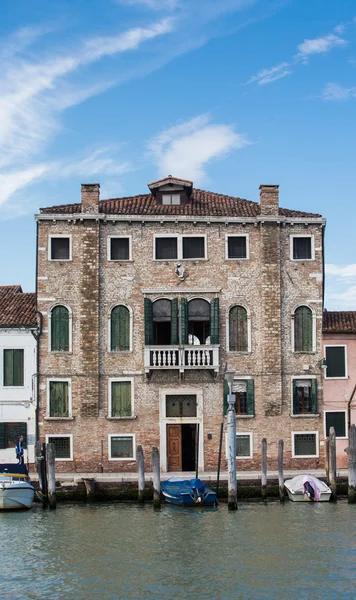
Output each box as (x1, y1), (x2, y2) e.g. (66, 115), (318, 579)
(159, 387), (204, 473)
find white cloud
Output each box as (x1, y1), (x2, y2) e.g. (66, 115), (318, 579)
(325, 264), (356, 310)
(148, 114), (250, 184)
(117, 0), (179, 9)
(245, 62), (291, 86)
(322, 82), (356, 101)
(326, 264), (356, 278)
(0, 164), (50, 206)
(296, 33), (347, 61)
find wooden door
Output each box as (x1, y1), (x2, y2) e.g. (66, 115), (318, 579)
(167, 424), (182, 471)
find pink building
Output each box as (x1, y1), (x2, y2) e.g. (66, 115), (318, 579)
(322, 310), (356, 468)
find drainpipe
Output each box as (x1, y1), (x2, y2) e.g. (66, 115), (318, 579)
(348, 384), (356, 435)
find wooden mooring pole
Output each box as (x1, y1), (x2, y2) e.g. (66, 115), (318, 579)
(36, 441), (48, 508)
(152, 447), (161, 509)
(329, 427), (337, 502)
(278, 439), (284, 502)
(348, 424), (356, 503)
(325, 436), (330, 484)
(46, 443), (56, 509)
(137, 445), (145, 503)
(215, 423), (224, 499)
(261, 438), (267, 500)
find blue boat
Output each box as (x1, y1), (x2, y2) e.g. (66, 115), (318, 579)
(160, 477), (218, 506)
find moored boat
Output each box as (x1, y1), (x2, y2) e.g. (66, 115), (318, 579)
(0, 463), (35, 510)
(284, 474), (331, 502)
(161, 477), (218, 506)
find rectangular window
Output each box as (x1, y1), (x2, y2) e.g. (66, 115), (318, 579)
(232, 380), (247, 414)
(227, 236), (247, 259)
(236, 433), (253, 458)
(292, 236), (313, 260)
(155, 237), (178, 260)
(50, 237), (70, 260)
(3, 349), (24, 386)
(0, 422), (27, 449)
(110, 381), (132, 417)
(109, 237), (130, 261)
(182, 237), (205, 259)
(166, 395), (197, 417)
(292, 432), (318, 457)
(162, 193), (181, 206)
(154, 235), (206, 260)
(109, 435), (135, 460)
(292, 379), (317, 415)
(325, 346), (346, 378)
(47, 435), (72, 460)
(325, 411), (347, 439)
(48, 380), (70, 417)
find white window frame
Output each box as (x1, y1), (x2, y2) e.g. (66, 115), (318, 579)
(225, 234), (249, 260)
(291, 304), (316, 353)
(108, 304), (133, 353)
(324, 409), (348, 440)
(324, 344), (348, 379)
(290, 234), (315, 261)
(46, 434), (73, 461)
(226, 304), (252, 352)
(291, 376), (317, 417)
(48, 304), (73, 353)
(2, 348), (25, 388)
(226, 431), (253, 459)
(48, 234), (72, 261)
(153, 234), (207, 261)
(292, 431), (319, 458)
(108, 433), (136, 461)
(46, 378), (72, 419)
(107, 235), (132, 262)
(162, 193), (181, 206)
(108, 377), (134, 419)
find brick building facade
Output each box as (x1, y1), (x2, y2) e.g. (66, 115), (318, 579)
(36, 177), (326, 473)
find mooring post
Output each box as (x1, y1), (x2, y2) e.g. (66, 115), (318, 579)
(226, 393), (237, 511)
(278, 439), (284, 502)
(261, 438), (267, 500)
(137, 445), (145, 503)
(152, 447), (161, 509)
(46, 443), (56, 510)
(83, 478), (96, 501)
(325, 436), (330, 484)
(348, 424), (356, 504)
(329, 427), (337, 502)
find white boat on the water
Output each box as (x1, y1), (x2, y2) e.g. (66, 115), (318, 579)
(284, 474), (331, 502)
(0, 463), (35, 510)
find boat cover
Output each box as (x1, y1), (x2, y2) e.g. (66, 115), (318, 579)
(285, 474), (329, 499)
(0, 463), (29, 476)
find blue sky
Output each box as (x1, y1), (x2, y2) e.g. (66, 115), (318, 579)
(0, 0), (355, 309)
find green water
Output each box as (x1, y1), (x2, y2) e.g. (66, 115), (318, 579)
(0, 501), (355, 599)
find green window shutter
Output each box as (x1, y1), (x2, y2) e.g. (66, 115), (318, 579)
(229, 306), (248, 351)
(246, 379), (255, 416)
(51, 306), (69, 351)
(181, 299), (188, 345)
(0, 423), (5, 449)
(311, 379), (318, 414)
(111, 306), (130, 351)
(111, 382), (132, 417)
(49, 381), (69, 417)
(20, 423), (27, 449)
(292, 380), (298, 414)
(144, 298), (154, 345)
(171, 298), (179, 345)
(4, 350), (24, 386)
(223, 380), (229, 416)
(294, 307), (312, 352)
(210, 298), (220, 345)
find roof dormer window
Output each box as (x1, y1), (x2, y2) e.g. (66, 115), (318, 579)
(162, 193), (181, 206)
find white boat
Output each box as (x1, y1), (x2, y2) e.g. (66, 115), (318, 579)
(284, 474), (331, 502)
(0, 463), (35, 510)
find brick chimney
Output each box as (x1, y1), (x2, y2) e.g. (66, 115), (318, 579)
(259, 185), (279, 217)
(81, 183), (100, 213)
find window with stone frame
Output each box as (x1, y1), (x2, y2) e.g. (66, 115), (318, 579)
(294, 306), (313, 352)
(154, 235), (206, 260)
(110, 381), (132, 417)
(292, 236), (312, 260)
(47, 436), (72, 459)
(223, 379), (254, 416)
(50, 306), (70, 352)
(236, 433), (253, 458)
(110, 305), (130, 351)
(50, 236), (70, 260)
(229, 305), (248, 351)
(110, 435), (135, 459)
(166, 395), (197, 417)
(325, 411), (347, 438)
(292, 379), (317, 415)
(227, 235), (247, 259)
(3, 349), (24, 386)
(325, 346), (347, 378)
(49, 381), (70, 418)
(293, 432), (318, 457)
(109, 237), (130, 261)
(182, 237), (205, 259)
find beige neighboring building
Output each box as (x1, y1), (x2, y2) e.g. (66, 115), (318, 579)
(35, 176), (326, 473)
(322, 311), (356, 468)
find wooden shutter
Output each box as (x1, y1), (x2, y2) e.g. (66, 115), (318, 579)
(210, 298), (220, 345)
(49, 382), (69, 417)
(223, 380), (229, 416)
(111, 306), (130, 351)
(0, 423), (5, 449)
(181, 298), (188, 344)
(4, 349), (24, 386)
(111, 382), (131, 417)
(294, 307), (312, 352)
(292, 380), (298, 414)
(311, 379), (318, 414)
(144, 298), (154, 345)
(229, 306), (248, 351)
(246, 379), (254, 416)
(171, 298), (179, 345)
(51, 306), (69, 351)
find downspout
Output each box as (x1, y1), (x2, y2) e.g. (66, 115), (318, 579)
(348, 384), (356, 435)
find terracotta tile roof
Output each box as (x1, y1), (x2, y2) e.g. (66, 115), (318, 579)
(0, 286), (37, 328)
(323, 311), (356, 334)
(39, 189), (322, 218)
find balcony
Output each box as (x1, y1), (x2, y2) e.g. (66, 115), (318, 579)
(144, 345), (220, 375)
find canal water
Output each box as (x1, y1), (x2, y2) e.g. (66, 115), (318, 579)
(0, 501), (355, 599)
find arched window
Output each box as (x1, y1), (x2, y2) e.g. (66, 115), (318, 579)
(153, 299), (172, 345)
(51, 306), (69, 352)
(294, 306), (313, 352)
(229, 306), (248, 352)
(188, 299), (211, 345)
(111, 306), (130, 351)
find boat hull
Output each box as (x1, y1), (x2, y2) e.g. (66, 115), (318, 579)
(0, 483), (35, 510)
(284, 474), (331, 503)
(161, 478), (217, 507)
(285, 489), (331, 502)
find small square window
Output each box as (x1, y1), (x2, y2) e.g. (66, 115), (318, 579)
(182, 237), (205, 259)
(110, 435), (135, 459)
(50, 237), (70, 260)
(292, 237), (312, 260)
(293, 433), (317, 457)
(325, 346), (346, 378)
(166, 395), (197, 417)
(325, 411), (347, 438)
(155, 237), (178, 260)
(227, 236), (247, 259)
(162, 194), (181, 205)
(110, 238), (130, 261)
(47, 436), (72, 460)
(236, 433), (252, 458)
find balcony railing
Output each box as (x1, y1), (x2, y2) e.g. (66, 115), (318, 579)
(144, 345), (220, 373)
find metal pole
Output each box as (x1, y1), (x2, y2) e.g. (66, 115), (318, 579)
(227, 393), (237, 511)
